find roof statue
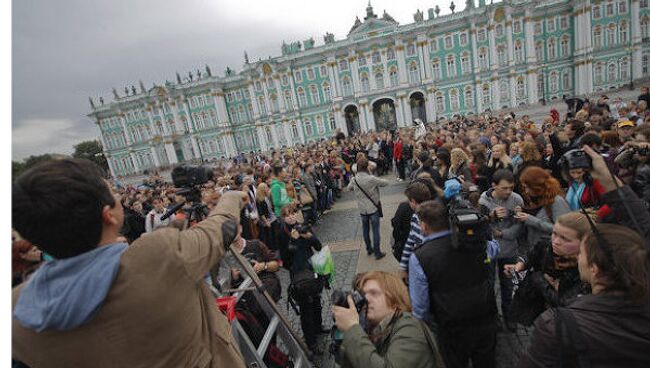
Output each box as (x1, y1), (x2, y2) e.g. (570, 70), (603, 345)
(414, 9), (424, 22)
(226, 67), (233, 76)
(89, 97), (95, 109)
(382, 10), (396, 22)
(188, 71), (193, 81)
(304, 37), (315, 50)
(112, 88), (119, 99)
(282, 41), (302, 55)
(244, 51), (250, 64)
(349, 16), (363, 34)
(131, 85), (137, 95)
(323, 32), (335, 44)
(124, 86), (129, 95)
(197, 69), (202, 79)
(139, 80), (146, 93)
(176, 72), (182, 84)
(435, 5), (441, 16)
(99, 97), (104, 105)
(450, 1), (456, 13)
(364, 1), (377, 20)
(205, 64), (212, 76)
(466, 0), (475, 8)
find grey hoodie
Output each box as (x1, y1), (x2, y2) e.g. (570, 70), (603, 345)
(479, 189), (524, 258)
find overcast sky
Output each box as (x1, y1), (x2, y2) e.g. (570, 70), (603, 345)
(12, 0), (461, 160)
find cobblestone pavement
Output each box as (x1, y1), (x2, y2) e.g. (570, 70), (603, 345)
(260, 174), (530, 367)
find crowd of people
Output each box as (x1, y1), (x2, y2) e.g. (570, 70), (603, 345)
(11, 87), (650, 368)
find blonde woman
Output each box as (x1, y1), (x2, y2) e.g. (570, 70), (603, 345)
(256, 183), (279, 250)
(487, 143), (514, 183)
(449, 148), (473, 182)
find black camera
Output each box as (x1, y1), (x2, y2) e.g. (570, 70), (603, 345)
(171, 164), (214, 188)
(294, 224), (311, 235)
(560, 149), (592, 170)
(331, 289), (366, 312)
(448, 196), (491, 252)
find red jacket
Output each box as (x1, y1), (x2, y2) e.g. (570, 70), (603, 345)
(580, 179), (612, 218)
(393, 141), (403, 161)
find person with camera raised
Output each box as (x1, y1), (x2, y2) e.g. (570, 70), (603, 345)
(277, 204), (326, 355)
(409, 199), (497, 368)
(332, 271), (441, 368)
(478, 169), (524, 331)
(12, 159), (248, 368)
(518, 146), (650, 367)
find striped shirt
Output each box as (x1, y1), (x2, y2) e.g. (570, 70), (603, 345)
(399, 213), (424, 271)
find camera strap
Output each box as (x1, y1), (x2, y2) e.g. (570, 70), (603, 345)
(354, 178), (381, 211)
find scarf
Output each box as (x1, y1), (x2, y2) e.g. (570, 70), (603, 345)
(566, 181), (586, 211)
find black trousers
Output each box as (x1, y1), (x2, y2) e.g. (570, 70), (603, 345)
(439, 317), (497, 368)
(397, 159), (406, 179)
(295, 290), (323, 348)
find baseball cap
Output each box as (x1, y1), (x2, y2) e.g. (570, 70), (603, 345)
(617, 120), (634, 128)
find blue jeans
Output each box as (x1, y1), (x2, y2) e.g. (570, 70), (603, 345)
(361, 212), (381, 256)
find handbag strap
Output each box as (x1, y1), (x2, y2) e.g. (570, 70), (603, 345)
(556, 307), (591, 368)
(354, 178), (380, 210)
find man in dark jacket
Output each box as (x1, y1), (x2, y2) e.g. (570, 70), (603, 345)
(409, 200), (497, 368)
(518, 146), (650, 368)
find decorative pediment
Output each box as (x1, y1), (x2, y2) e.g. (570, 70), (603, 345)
(348, 2), (398, 37)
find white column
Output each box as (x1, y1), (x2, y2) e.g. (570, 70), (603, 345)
(190, 136), (201, 160)
(404, 98), (413, 125)
(334, 107), (348, 136)
(471, 24), (480, 72)
(396, 41), (408, 85)
(256, 124), (268, 152)
(288, 73), (300, 110)
(395, 97), (405, 127)
(476, 83), (484, 112)
(182, 100), (196, 133)
(164, 142), (178, 164)
(295, 119), (306, 144)
(528, 71), (538, 104)
(282, 121), (291, 144)
(350, 55), (361, 95)
(213, 92), (230, 125)
(632, 0), (643, 80)
(426, 90), (436, 122)
(488, 23), (498, 71)
(150, 145), (161, 167)
(510, 74), (517, 107)
(170, 101), (184, 133)
(223, 132), (236, 157)
(248, 83), (261, 119)
(129, 152), (140, 173)
(492, 78), (501, 110)
(358, 103), (368, 132)
(118, 114), (132, 146)
(327, 60), (341, 98)
(524, 11), (537, 64)
(506, 16), (515, 67)
(363, 103), (375, 131)
(417, 40), (427, 81)
(262, 80), (272, 116)
(270, 123), (280, 148)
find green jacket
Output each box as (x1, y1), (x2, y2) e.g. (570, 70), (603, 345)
(339, 312), (440, 368)
(270, 178), (292, 217)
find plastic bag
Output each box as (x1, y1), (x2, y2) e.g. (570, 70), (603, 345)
(486, 239), (500, 262)
(309, 245), (335, 283)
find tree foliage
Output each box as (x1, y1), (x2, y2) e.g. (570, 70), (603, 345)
(72, 140), (108, 172)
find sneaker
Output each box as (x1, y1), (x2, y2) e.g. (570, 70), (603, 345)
(375, 252), (386, 260)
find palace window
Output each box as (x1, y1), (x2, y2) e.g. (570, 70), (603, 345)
(513, 20), (522, 33)
(464, 87), (474, 108)
(461, 53), (471, 74)
(515, 41), (524, 63)
(478, 28), (487, 42)
(291, 123), (299, 139)
(316, 116), (325, 134)
(432, 60), (442, 80)
(258, 96), (267, 115)
(620, 22), (628, 44)
(322, 82), (331, 101)
(227, 93), (234, 103)
(265, 126), (273, 142)
(447, 89), (458, 111)
(593, 5), (601, 19)
(320, 65), (327, 77)
(496, 24), (504, 37)
(534, 22), (542, 35)
(235, 91), (242, 101)
(535, 42), (544, 61)
(309, 85), (319, 105)
(446, 55), (457, 77)
(606, 2), (614, 16)
(594, 27), (603, 48)
(407, 43), (416, 56)
(389, 67), (399, 86)
(547, 18), (556, 33)
(500, 80), (509, 102)
(537, 74), (545, 97)
(642, 54), (648, 76)
(560, 16), (569, 30)
(547, 38), (556, 60)
(284, 90), (293, 109)
(594, 64), (604, 85)
(497, 46), (507, 66)
(482, 84), (491, 107)
(479, 48), (488, 70)
(295, 71), (303, 82)
(307, 68), (315, 80)
(606, 25), (616, 46)
(297, 87), (307, 106)
(341, 76), (353, 96)
(642, 0), (649, 9)
(387, 48), (396, 60)
(435, 92), (445, 112)
(375, 73), (384, 89)
(429, 39), (438, 52)
(460, 32), (468, 46)
(304, 119), (313, 136)
(282, 75), (288, 86)
(239, 105), (247, 121)
(360, 73), (370, 92)
(230, 107), (239, 123)
(339, 60), (349, 71)
(560, 37), (570, 57)
(516, 77), (526, 98)
(444, 36), (453, 49)
(563, 70), (572, 90)
(642, 19), (650, 39)
(372, 51), (381, 64)
(329, 114), (336, 131)
(271, 94), (279, 112)
(608, 63), (617, 82)
(358, 55), (367, 66)
(408, 62), (420, 84)
(618, 0), (627, 14)
(244, 89), (251, 99)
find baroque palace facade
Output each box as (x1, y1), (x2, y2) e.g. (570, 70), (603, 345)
(89, 0), (650, 177)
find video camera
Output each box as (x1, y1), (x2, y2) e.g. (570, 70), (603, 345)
(331, 289), (366, 312)
(171, 164), (214, 188)
(448, 195), (491, 252)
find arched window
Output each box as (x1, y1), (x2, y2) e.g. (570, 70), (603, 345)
(449, 89), (460, 110)
(431, 60), (441, 80)
(500, 80), (510, 102)
(341, 76), (352, 96)
(270, 94), (279, 112)
(594, 63), (604, 85)
(642, 18), (649, 39)
(446, 55), (457, 77)
(316, 116), (325, 134)
(372, 51), (381, 64)
(435, 92), (445, 112)
(258, 96), (267, 115)
(562, 70), (571, 90)
(360, 73), (370, 92)
(464, 87), (474, 109)
(304, 119), (313, 136)
(322, 82), (331, 101)
(514, 41), (524, 63)
(386, 48), (396, 60)
(560, 37), (570, 57)
(389, 67), (399, 87)
(497, 46), (507, 66)
(291, 123), (299, 139)
(479, 48), (489, 70)
(461, 53), (471, 74)
(482, 84), (491, 107)
(607, 63), (617, 82)
(265, 126), (272, 142)
(210, 109), (217, 125)
(328, 113), (336, 130)
(535, 42), (544, 61)
(606, 25), (616, 46)
(309, 85), (319, 105)
(297, 88), (307, 107)
(516, 77), (526, 98)
(408, 62), (420, 84)
(620, 58), (630, 81)
(549, 72), (559, 92)
(619, 22), (628, 44)
(375, 73), (384, 89)
(547, 38), (556, 60)
(239, 106), (247, 122)
(229, 107), (238, 123)
(284, 90), (293, 109)
(594, 27), (603, 49)
(496, 24), (504, 37)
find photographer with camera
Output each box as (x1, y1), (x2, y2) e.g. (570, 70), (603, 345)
(518, 146), (650, 367)
(12, 159), (248, 368)
(277, 204), (326, 355)
(478, 169), (524, 331)
(332, 271), (441, 368)
(409, 199), (497, 368)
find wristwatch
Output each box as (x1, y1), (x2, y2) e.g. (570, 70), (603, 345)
(263, 262), (268, 271)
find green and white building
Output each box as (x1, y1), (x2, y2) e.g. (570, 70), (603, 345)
(88, 0), (650, 178)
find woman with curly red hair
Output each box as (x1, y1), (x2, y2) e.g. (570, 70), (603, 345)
(514, 166), (571, 249)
